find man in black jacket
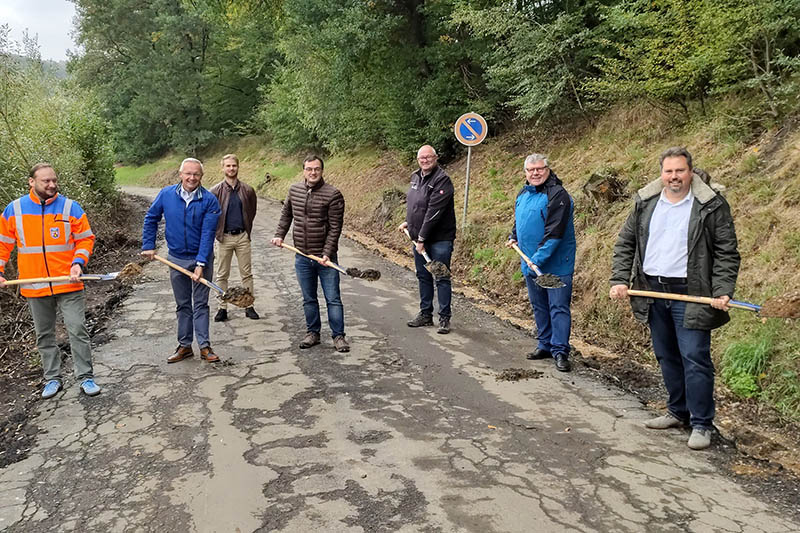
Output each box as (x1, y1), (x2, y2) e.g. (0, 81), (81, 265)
(610, 147), (740, 450)
(398, 145), (457, 334)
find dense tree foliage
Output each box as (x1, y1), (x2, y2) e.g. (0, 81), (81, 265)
(69, 0), (800, 162)
(0, 26), (116, 211)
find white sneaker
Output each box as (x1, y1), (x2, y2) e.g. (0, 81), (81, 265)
(688, 428), (712, 450)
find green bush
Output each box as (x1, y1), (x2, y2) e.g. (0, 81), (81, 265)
(721, 324), (776, 398)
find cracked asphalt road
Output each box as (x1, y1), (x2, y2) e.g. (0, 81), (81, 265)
(1, 187), (798, 532)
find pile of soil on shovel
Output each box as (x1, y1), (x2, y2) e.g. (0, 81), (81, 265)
(536, 273), (564, 288)
(346, 267), (381, 281)
(0, 194), (150, 468)
(760, 290), (800, 319)
(220, 286), (255, 308)
(496, 368), (544, 381)
(426, 260), (450, 279)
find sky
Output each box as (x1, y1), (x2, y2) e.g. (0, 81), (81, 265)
(1, 0), (77, 61)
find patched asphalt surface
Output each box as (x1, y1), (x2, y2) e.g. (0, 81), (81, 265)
(1, 187), (798, 532)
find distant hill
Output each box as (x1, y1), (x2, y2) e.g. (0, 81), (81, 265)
(7, 54), (68, 79)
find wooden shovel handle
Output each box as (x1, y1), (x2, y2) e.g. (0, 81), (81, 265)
(627, 289), (758, 312)
(279, 242), (348, 275)
(3, 275), (72, 286)
(3, 274), (109, 286)
(510, 243), (544, 277)
(152, 254), (223, 294)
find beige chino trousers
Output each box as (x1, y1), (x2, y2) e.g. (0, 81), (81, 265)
(215, 232), (255, 310)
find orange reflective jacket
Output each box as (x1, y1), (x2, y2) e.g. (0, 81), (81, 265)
(0, 191), (95, 297)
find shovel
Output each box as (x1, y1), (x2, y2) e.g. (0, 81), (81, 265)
(278, 242), (381, 281)
(3, 272), (121, 286)
(403, 228), (451, 279)
(151, 254), (254, 308)
(509, 243), (565, 289)
(627, 289), (800, 319)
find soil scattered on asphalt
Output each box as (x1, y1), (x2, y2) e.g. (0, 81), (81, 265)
(221, 286), (255, 308)
(496, 368), (544, 381)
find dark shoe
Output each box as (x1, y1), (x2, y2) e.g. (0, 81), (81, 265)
(168, 345), (194, 364)
(214, 309), (228, 322)
(200, 346), (220, 363)
(644, 413), (685, 430)
(299, 332), (321, 349)
(554, 353), (571, 372)
(407, 313), (433, 327)
(245, 307), (260, 320)
(333, 335), (350, 352)
(526, 348), (552, 360)
(437, 317), (450, 334)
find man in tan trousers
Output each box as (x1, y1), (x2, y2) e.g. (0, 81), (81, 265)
(210, 154), (259, 321)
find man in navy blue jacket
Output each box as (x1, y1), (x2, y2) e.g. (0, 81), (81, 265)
(398, 145), (457, 334)
(507, 154), (576, 372)
(142, 158), (222, 363)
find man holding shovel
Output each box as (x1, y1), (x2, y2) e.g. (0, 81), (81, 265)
(610, 147), (740, 450)
(142, 158), (222, 363)
(506, 154), (576, 372)
(210, 154), (259, 322)
(271, 155), (349, 353)
(399, 145), (456, 334)
(0, 163), (101, 398)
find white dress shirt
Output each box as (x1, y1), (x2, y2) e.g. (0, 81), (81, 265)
(179, 186), (197, 206)
(643, 189), (694, 277)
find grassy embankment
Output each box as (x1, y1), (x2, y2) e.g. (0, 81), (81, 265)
(117, 104), (800, 423)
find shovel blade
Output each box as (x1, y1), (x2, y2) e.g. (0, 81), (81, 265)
(81, 272), (120, 281)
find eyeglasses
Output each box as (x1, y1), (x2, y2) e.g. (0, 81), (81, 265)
(417, 155), (437, 161)
(526, 166), (548, 174)
(304, 167), (322, 173)
(182, 172), (202, 177)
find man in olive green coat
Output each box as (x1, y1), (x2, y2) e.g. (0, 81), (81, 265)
(610, 147), (740, 450)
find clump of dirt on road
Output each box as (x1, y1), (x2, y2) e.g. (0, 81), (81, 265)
(496, 368), (544, 381)
(0, 194), (150, 468)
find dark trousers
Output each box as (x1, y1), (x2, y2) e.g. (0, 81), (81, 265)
(525, 273), (573, 357)
(647, 283), (715, 429)
(169, 254), (213, 348)
(413, 240), (453, 319)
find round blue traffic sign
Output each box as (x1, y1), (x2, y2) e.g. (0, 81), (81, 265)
(454, 112), (487, 146)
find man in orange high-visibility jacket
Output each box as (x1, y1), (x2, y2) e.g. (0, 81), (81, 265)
(0, 163), (102, 399)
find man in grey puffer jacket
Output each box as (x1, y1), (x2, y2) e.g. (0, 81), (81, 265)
(610, 147), (740, 450)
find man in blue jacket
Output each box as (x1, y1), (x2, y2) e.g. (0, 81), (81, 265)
(142, 158), (222, 363)
(507, 154), (576, 372)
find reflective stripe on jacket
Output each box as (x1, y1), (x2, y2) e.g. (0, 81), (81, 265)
(0, 191), (95, 297)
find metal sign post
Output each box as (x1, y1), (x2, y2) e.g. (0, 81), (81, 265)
(453, 112), (487, 231)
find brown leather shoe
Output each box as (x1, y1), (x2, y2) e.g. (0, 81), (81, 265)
(168, 345), (194, 364)
(200, 346), (220, 363)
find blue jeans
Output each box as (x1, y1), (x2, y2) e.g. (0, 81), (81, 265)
(648, 296), (714, 429)
(525, 273), (573, 357)
(168, 254), (212, 348)
(295, 255), (345, 337)
(413, 240), (453, 319)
